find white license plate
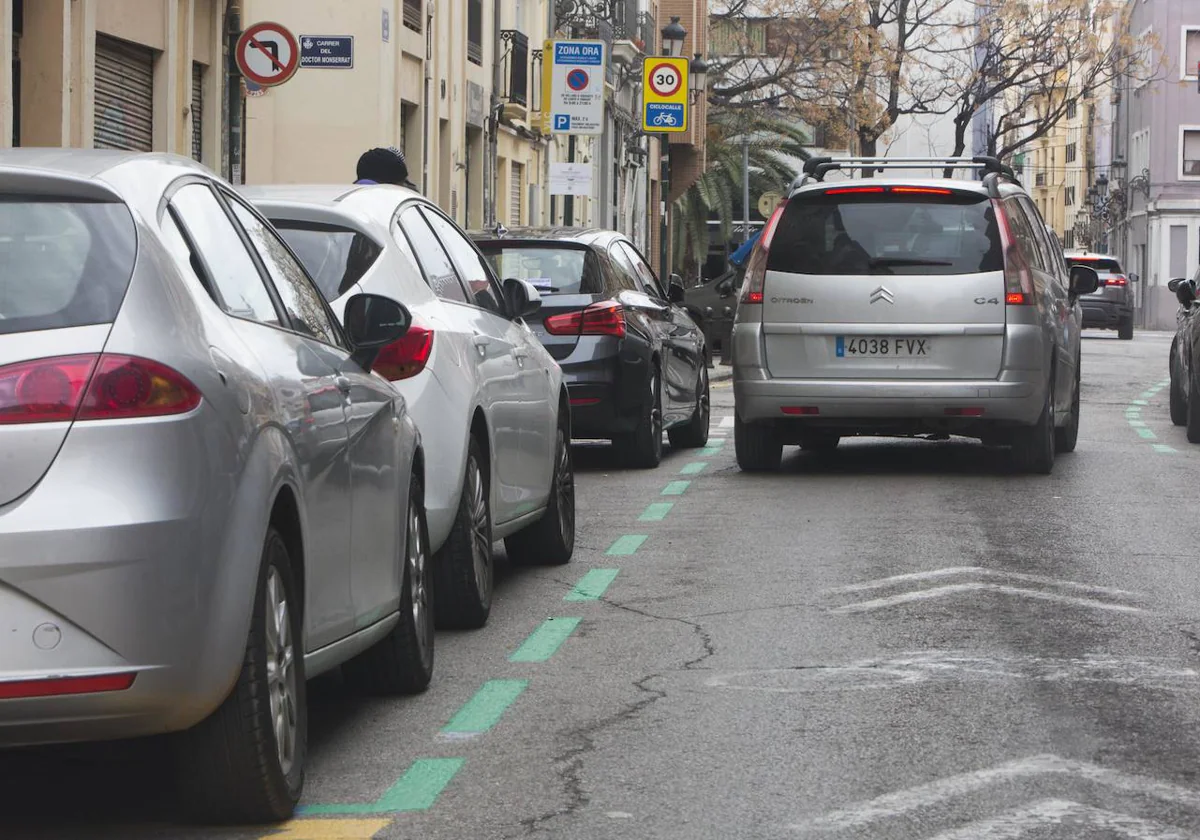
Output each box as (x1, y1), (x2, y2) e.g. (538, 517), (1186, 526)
(836, 336), (931, 358)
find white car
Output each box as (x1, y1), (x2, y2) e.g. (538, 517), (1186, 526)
(242, 185), (575, 630)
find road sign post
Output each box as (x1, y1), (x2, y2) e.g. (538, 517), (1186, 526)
(235, 21), (300, 88)
(642, 57), (689, 133)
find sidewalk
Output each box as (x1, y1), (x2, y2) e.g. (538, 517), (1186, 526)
(711, 361), (733, 383)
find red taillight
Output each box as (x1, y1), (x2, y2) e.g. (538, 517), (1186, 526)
(373, 326), (434, 381)
(1106, 275), (1128, 287)
(740, 200), (789, 305)
(890, 187), (953, 196)
(0, 672), (136, 700)
(992, 199), (1034, 305)
(824, 186), (886, 195)
(0, 354), (200, 425)
(544, 301), (626, 338)
(945, 407), (985, 417)
(781, 406), (819, 415)
(570, 397), (601, 406)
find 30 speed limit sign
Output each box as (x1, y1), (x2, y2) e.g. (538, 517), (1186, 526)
(642, 56), (689, 133)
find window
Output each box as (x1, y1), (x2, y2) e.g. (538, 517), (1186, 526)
(421, 208), (504, 313)
(227, 199), (341, 347)
(1066, 99), (1078, 120)
(467, 0), (483, 65)
(1182, 27), (1200, 80)
(618, 241), (666, 298)
(403, 0), (422, 32)
(273, 221), (384, 302)
(605, 245), (643, 291)
(170, 184), (281, 326)
(1182, 127), (1200, 179)
(1016, 197), (1064, 283)
(397, 208), (470, 304)
(1002, 197), (1049, 274)
(1131, 128), (1150, 176)
(477, 244), (601, 295)
(1065, 186), (1076, 206)
(1066, 142), (1077, 163)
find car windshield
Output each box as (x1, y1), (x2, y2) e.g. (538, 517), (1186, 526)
(768, 192), (1003, 276)
(477, 245), (601, 294)
(272, 222), (384, 302)
(1067, 257), (1122, 273)
(0, 198), (137, 335)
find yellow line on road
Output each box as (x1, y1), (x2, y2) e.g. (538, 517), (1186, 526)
(260, 818), (391, 839)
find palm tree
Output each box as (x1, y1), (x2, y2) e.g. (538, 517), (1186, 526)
(671, 111), (811, 274)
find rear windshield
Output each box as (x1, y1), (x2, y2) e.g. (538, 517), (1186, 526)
(272, 221), (384, 302)
(1066, 257), (1122, 273)
(477, 244), (602, 295)
(768, 192), (1003, 276)
(0, 198), (136, 335)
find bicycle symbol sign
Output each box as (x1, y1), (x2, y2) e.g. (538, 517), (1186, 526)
(645, 103), (686, 132)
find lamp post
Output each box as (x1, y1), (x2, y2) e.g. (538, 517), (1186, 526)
(658, 16), (687, 277)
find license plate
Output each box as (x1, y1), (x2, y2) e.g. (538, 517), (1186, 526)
(836, 336), (931, 358)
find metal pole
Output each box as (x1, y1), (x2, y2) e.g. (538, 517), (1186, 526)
(742, 133), (750, 247)
(564, 133), (576, 225)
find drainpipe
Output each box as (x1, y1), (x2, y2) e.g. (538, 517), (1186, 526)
(224, 1), (242, 184)
(422, 5), (433, 196)
(486, 0), (503, 227)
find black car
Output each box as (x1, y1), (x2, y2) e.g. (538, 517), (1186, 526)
(1064, 250), (1135, 340)
(470, 227), (710, 468)
(1168, 274), (1200, 433)
(683, 265), (742, 364)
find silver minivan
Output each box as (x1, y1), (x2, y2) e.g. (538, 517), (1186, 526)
(731, 156), (1100, 474)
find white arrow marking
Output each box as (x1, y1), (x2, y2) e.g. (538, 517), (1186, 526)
(788, 755), (1200, 832)
(824, 567), (1140, 599)
(827, 582), (1147, 614)
(924, 799), (1197, 840)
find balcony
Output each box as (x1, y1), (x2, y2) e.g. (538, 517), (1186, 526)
(501, 30), (530, 121)
(611, 0), (643, 66)
(1035, 172), (1047, 187)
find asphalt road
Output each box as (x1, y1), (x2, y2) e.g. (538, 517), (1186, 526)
(6, 329), (1200, 840)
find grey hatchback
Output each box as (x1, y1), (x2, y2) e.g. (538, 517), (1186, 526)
(0, 151), (431, 823)
(1064, 250), (1135, 339)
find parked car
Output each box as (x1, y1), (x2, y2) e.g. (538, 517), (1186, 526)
(0, 150), (431, 823)
(1064, 250), (1135, 340)
(683, 267), (740, 363)
(469, 227), (710, 468)
(241, 186), (575, 632)
(1167, 274), (1200, 431)
(731, 155), (1100, 474)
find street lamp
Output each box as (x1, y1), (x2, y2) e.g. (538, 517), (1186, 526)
(690, 54), (709, 97)
(661, 17), (686, 57)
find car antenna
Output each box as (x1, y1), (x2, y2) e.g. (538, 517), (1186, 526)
(494, 222), (509, 239)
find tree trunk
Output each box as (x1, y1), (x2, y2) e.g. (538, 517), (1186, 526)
(858, 132), (878, 177)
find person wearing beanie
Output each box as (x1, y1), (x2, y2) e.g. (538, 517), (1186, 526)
(355, 146), (418, 189)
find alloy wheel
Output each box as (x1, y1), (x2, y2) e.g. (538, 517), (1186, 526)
(264, 567), (298, 777)
(555, 430), (575, 547)
(408, 495), (430, 658)
(466, 457), (491, 597)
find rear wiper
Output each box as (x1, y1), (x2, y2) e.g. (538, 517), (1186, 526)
(869, 257), (954, 267)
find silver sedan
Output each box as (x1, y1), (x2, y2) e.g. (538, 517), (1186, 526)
(0, 150), (430, 823)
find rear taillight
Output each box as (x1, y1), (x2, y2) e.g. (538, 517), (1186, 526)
(0, 354), (200, 425)
(373, 326), (434, 381)
(1106, 275), (1128, 287)
(992, 199), (1034, 306)
(740, 200), (789, 305)
(544, 301), (626, 338)
(0, 672), (136, 699)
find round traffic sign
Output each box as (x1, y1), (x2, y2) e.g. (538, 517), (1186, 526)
(567, 68), (589, 91)
(235, 21), (300, 88)
(758, 191), (783, 218)
(648, 62), (683, 98)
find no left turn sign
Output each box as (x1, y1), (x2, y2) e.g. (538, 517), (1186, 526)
(647, 62), (683, 98)
(236, 22), (300, 87)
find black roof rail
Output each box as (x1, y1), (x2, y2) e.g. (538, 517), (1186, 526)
(802, 156), (833, 176)
(792, 155), (1024, 190)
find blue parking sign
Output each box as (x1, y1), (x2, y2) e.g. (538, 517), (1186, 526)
(554, 114), (571, 131)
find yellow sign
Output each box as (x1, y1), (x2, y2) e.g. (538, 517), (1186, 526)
(642, 57), (689, 133)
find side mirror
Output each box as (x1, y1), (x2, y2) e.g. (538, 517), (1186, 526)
(668, 280), (686, 304)
(503, 277), (543, 320)
(1169, 277), (1187, 292)
(344, 293), (412, 372)
(1177, 280), (1197, 307)
(1129, 272), (1140, 284)
(1068, 265), (1100, 297)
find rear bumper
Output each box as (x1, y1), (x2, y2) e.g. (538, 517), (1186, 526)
(1080, 299), (1132, 329)
(559, 337), (650, 439)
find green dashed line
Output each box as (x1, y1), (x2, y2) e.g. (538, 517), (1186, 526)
(1133, 399), (1148, 406)
(1136, 427), (1157, 440)
(510, 617), (581, 662)
(662, 480), (691, 495)
(302, 758), (465, 814)
(565, 568), (620, 601)
(1128, 420), (1146, 428)
(607, 534), (648, 555)
(1153, 444), (1178, 454)
(442, 680), (528, 735)
(699, 447), (722, 457)
(679, 462), (708, 475)
(639, 502), (674, 521)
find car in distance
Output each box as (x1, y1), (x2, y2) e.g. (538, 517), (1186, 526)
(1064, 250), (1135, 340)
(731, 155), (1099, 474)
(470, 227), (710, 468)
(242, 186), (575, 632)
(0, 150), (433, 824)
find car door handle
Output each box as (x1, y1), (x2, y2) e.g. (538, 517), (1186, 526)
(335, 375), (352, 395)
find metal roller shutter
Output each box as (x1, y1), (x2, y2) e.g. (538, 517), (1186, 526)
(510, 163), (523, 225)
(191, 63), (203, 161)
(94, 35), (154, 152)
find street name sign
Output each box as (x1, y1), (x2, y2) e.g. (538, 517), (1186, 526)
(299, 35), (354, 69)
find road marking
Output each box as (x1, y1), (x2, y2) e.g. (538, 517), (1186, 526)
(679, 462), (707, 475)
(263, 818), (392, 838)
(510, 617), (581, 662)
(787, 754), (1200, 831)
(662, 480), (691, 495)
(1128, 419), (1146, 427)
(827, 582), (1147, 615)
(301, 758), (464, 816)
(565, 568), (620, 601)
(1136, 427), (1157, 440)
(639, 502), (674, 521)
(824, 567), (1140, 599)
(442, 680), (528, 735)
(1133, 399), (1148, 405)
(607, 534), (648, 555)
(698, 447), (722, 457)
(1153, 444), (1178, 454)
(923, 798), (1192, 839)
(719, 416), (735, 428)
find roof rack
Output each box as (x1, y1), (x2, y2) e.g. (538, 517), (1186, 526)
(797, 155), (1021, 198)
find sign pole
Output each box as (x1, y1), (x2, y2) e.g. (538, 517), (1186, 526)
(742, 133), (750, 249)
(565, 135), (577, 226)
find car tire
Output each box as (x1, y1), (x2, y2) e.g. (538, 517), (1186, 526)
(1187, 364), (1200, 444)
(618, 366), (663, 469)
(1012, 375), (1055, 474)
(175, 527), (307, 824)
(433, 437), (493, 630)
(342, 471), (435, 695)
(735, 413), (782, 471)
(799, 434), (840, 453)
(1171, 343), (1187, 427)
(1118, 316), (1134, 340)
(668, 366), (710, 449)
(1054, 362), (1081, 454)
(505, 424), (575, 566)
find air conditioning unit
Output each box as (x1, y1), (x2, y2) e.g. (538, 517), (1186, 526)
(1185, 159), (1200, 176)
